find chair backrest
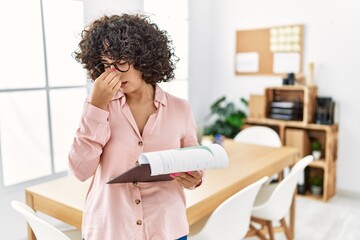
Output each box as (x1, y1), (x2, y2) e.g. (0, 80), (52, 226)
(11, 200), (71, 240)
(191, 176), (269, 240)
(252, 155), (314, 221)
(234, 126), (282, 147)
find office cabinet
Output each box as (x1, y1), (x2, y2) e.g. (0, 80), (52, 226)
(246, 86), (338, 201)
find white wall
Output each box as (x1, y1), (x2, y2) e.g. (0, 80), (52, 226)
(83, 0), (142, 24)
(188, 0), (360, 193)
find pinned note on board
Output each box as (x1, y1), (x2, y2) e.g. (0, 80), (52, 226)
(273, 52), (301, 74)
(269, 25), (302, 53)
(235, 52), (259, 73)
(235, 24), (304, 76)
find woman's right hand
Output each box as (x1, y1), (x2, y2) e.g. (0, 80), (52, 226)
(89, 69), (122, 110)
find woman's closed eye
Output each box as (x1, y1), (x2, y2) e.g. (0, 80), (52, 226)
(101, 61), (130, 72)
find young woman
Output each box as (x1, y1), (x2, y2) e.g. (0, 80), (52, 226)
(69, 14), (202, 240)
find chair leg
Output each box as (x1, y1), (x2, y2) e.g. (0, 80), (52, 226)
(249, 223), (268, 240)
(266, 221), (275, 240)
(280, 218), (292, 240)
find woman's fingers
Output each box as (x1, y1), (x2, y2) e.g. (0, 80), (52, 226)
(96, 69), (112, 82)
(112, 78), (122, 90)
(171, 171), (202, 188)
(96, 70), (120, 91)
(89, 70), (122, 110)
(186, 171), (202, 179)
(105, 71), (118, 84)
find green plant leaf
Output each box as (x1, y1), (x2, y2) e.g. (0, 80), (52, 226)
(224, 103), (235, 117)
(225, 113), (243, 128)
(204, 96), (248, 138)
(240, 97), (248, 106)
(210, 96), (226, 112)
(311, 140), (321, 151)
(310, 176), (323, 186)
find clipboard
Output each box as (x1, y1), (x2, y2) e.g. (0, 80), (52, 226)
(107, 144), (229, 184)
(106, 164), (173, 184)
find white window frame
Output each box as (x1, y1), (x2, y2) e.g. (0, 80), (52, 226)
(0, 0), (86, 194)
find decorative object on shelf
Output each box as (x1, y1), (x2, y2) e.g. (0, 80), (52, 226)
(203, 96), (248, 138)
(213, 133), (224, 146)
(311, 140), (322, 160)
(297, 167), (309, 195)
(310, 176), (323, 196)
(315, 97), (335, 124)
(269, 101), (303, 120)
(282, 72), (296, 85)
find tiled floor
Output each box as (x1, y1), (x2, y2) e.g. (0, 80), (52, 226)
(246, 193), (360, 240)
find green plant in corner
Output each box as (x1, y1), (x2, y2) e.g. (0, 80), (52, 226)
(203, 96), (248, 138)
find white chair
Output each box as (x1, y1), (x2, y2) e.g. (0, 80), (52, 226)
(188, 176), (269, 240)
(11, 200), (81, 240)
(234, 126), (282, 148)
(249, 155), (314, 240)
(234, 126), (284, 181)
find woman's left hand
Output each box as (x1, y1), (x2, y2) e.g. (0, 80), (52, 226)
(170, 171), (203, 189)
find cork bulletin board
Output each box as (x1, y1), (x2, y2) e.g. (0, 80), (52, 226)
(235, 24), (304, 76)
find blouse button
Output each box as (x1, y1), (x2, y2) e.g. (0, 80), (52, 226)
(135, 199), (141, 205)
(138, 141), (143, 146)
(136, 220), (142, 225)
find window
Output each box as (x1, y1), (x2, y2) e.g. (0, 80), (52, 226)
(0, 0), (86, 189)
(143, 0), (189, 100)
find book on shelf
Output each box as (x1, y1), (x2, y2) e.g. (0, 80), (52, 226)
(107, 144), (229, 184)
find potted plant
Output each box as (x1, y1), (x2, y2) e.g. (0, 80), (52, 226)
(310, 175), (323, 196)
(203, 96), (248, 139)
(311, 140), (322, 160)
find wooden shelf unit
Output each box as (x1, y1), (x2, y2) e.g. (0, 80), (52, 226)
(264, 85), (317, 124)
(246, 86), (338, 201)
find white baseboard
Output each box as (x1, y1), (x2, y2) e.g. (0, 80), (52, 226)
(337, 188), (360, 199)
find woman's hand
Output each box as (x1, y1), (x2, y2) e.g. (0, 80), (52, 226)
(170, 171), (203, 189)
(89, 69), (122, 110)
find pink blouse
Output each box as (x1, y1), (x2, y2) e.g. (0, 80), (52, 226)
(68, 85), (198, 240)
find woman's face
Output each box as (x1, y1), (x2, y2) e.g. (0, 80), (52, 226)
(119, 64), (146, 94)
(101, 57), (145, 94)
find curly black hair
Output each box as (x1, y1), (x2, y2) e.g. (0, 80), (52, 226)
(74, 14), (179, 83)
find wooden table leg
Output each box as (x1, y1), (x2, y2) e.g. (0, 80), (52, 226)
(289, 191), (296, 239)
(25, 191), (37, 240)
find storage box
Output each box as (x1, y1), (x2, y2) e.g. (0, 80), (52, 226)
(265, 86), (317, 123)
(285, 128), (311, 158)
(249, 95), (265, 119)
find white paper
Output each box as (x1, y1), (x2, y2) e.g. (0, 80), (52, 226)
(138, 144), (229, 175)
(235, 52), (259, 73)
(273, 52), (300, 74)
